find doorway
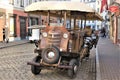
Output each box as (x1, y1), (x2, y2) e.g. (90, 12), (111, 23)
(20, 17), (26, 39)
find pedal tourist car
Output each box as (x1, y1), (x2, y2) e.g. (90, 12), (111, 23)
(25, 1), (102, 78)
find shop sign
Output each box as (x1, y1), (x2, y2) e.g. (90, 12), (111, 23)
(109, 6), (119, 13)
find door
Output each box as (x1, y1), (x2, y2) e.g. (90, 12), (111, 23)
(10, 17), (14, 37)
(20, 17), (26, 39)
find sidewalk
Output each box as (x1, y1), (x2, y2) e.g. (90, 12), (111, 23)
(96, 38), (120, 80)
(0, 40), (29, 49)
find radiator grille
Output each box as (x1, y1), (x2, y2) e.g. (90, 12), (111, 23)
(48, 32), (61, 47)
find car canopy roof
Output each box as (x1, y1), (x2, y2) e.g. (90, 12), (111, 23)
(25, 1), (103, 21)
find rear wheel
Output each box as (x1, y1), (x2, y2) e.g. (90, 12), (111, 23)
(68, 59), (78, 79)
(31, 56), (41, 75)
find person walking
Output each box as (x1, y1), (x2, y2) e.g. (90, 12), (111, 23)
(3, 27), (9, 43)
(3, 28), (5, 42)
(5, 27), (9, 43)
(101, 27), (106, 38)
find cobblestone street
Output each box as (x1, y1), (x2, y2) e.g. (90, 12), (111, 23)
(0, 43), (96, 80)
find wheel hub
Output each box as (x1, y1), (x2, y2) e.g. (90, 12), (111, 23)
(48, 51), (55, 58)
(73, 65), (78, 73)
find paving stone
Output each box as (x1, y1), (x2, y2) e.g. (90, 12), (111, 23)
(97, 38), (120, 80)
(0, 43), (96, 80)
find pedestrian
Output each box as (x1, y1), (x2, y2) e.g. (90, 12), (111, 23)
(3, 28), (5, 42)
(101, 27), (106, 38)
(3, 27), (9, 43)
(5, 27), (9, 43)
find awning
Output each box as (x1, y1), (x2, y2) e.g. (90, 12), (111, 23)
(25, 1), (103, 21)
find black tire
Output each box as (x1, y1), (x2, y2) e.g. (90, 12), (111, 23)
(77, 58), (81, 66)
(31, 56), (41, 75)
(42, 45), (60, 64)
(30, 40), (33, 43)
(68, 59), (78, 79)
(34, 40), (39, 47)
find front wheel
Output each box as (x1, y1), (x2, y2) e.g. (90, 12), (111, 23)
(42, 45), (60, 64)
(31, 56), (41, 75)
(68, 59), (78, 79)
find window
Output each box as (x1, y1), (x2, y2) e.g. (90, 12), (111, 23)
(29, 0), (32, 4)
(26, 0), (29, 6)
(97, 8), (99, 12)
(17, 0), (19, 4)
(9, 0), (14, 5)
(20, 0), (24, 7)
(98, 1), (99, 5)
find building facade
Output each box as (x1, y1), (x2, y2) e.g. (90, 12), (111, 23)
(0, 0), (41, 42)
(96, 0), (120, 45)
(0, 0), (74, 42)
(109, 0), (120, 45)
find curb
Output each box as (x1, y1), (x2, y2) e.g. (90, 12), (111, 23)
(0, 41), (29, 49)
(96, 47), (101, 80)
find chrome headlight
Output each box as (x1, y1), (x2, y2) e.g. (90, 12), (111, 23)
(42, 32), (47, 37)
(63, 33), (68, 39)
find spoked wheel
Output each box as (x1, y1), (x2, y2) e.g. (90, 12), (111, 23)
(31, 56), (41, 75)
(68, 59), (79, 79)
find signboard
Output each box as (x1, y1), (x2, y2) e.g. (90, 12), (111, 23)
(108, 6), (119, 13)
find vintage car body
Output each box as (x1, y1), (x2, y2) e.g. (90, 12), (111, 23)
(28, 24), (84, 78)
(25, 1), (103, 79)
